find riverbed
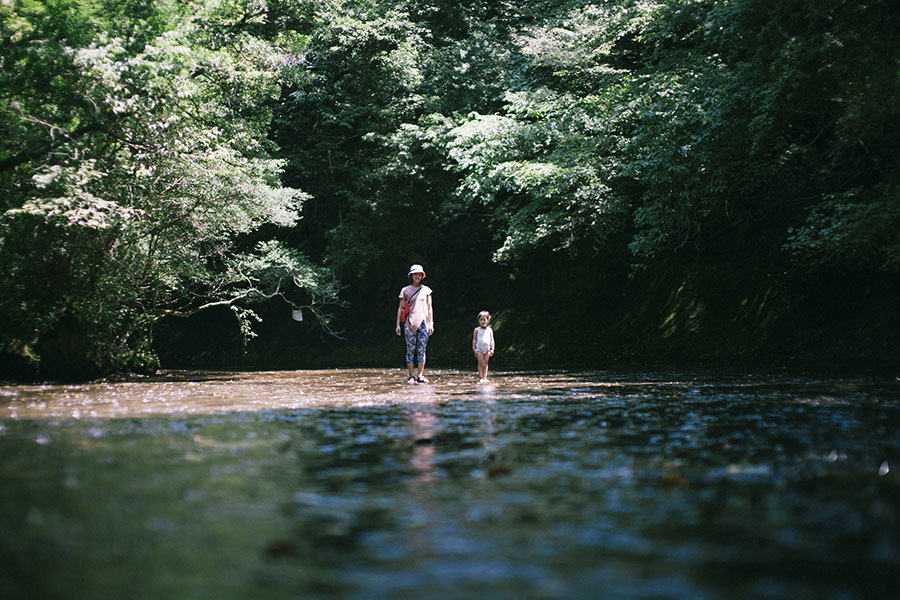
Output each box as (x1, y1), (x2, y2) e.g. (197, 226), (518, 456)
(1, 369), (898, 599)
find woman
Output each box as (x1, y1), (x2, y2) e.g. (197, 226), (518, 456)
(395, 264), (434, 383)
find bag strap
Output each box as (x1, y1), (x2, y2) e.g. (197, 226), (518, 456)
(405, 286), (422, 305)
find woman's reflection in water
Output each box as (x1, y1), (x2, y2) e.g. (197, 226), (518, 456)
(409, 409), (438, 484)
(406, 383), (440, 485)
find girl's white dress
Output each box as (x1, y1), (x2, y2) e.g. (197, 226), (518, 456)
(475, 326), (493, 353)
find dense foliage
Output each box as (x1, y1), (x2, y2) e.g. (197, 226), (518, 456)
(273, 0), (899, 272)
(3, 0), (898, 378)
(1, 0), (337, 377)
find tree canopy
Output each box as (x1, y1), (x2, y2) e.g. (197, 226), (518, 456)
(3, 0), (898, 378)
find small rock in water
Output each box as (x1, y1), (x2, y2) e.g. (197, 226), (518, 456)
(878, 461), (890, 477)
(487, 464), (513, 478)
(265, 540), (299, 559)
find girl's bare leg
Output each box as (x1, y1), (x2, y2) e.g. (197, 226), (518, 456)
(476, 352), (489, 379)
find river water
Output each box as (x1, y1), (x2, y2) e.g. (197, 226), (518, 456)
(1, 368), (898, 599)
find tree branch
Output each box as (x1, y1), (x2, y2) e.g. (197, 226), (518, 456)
(0, 117), (103, 174)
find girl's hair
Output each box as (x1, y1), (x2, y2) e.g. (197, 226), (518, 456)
(477, 310), (491, 320)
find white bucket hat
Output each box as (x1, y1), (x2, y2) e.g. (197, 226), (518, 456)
(408, 264), (426, 278)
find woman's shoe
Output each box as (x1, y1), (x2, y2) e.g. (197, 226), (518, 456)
(407, 376), (417, 384)
(417, 375), (429, 384)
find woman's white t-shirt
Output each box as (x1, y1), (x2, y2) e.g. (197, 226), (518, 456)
(400, 285), (432, 332)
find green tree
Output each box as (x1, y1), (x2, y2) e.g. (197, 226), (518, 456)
(441, 0), (900, 274)
(271, 0), (565, 275)
(0, 0), (336, 378)
(271, 4), (430, 275)
(443, 1), (649, 262)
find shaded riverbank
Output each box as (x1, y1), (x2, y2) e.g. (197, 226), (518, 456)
(146, 262), (900, 378)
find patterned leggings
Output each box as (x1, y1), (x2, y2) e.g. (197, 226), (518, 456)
(404, 322), (429, 365)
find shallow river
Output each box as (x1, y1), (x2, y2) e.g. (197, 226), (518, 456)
(1, 369), (898, 599)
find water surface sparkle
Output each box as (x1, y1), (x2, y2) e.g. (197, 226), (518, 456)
(1, 369), (898, 599)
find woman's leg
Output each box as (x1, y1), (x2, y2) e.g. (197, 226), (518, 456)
(404, 327), (417, 380)
(415, 323), (429, 380)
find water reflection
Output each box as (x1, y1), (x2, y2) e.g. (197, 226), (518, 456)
(0, 369), (898, 599)
(409, 408), (438, 484)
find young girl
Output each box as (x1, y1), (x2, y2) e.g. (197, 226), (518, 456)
(472, 311), (495, 382)
(395, 264), (434, 383)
